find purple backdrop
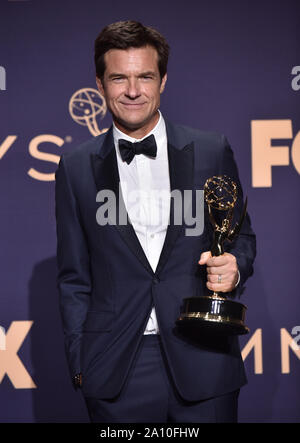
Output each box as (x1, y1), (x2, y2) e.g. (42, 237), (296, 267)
(0, 0), (299, 422)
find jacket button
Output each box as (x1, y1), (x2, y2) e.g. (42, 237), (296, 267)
(153, 277), (160, 284)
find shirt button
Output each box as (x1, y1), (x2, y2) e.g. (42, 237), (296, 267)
(150, 233), (155, 238)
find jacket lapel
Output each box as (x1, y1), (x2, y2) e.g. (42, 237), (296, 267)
(90, 121), (195, 277)
(91, 127), (155, 276)
(155, 121), (194, 276)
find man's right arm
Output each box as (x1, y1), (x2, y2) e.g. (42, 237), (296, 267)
(55, 154), (91, 388)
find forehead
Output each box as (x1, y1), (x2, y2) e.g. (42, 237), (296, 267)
(104, 46), (159, 74)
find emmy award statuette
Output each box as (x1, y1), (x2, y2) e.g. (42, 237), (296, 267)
(177, 176), (250, 335)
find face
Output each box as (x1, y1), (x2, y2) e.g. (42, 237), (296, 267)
(96, 45), (167, 138)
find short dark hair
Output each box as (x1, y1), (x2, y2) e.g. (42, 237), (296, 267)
(94, 20), (170, 82)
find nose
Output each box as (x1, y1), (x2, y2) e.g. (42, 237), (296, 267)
(125, 78), (141, 99)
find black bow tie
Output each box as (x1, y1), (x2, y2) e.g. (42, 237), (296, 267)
(118, 134), (157, 165)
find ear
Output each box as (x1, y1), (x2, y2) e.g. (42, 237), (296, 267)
(160, 73), (167, 94)
(96, 76), (105, 95)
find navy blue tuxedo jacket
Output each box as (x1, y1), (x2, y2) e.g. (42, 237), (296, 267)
(55, 119), (256, 401)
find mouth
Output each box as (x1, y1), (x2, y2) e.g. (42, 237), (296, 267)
(119, 102), (147, 109)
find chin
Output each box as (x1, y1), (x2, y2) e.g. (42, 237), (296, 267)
(116, 116), (148, 131)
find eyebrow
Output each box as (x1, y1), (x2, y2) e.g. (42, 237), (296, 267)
(108, 71), (157, 79)
(108, 73), (125, 78)
(138, 71), (157, 77)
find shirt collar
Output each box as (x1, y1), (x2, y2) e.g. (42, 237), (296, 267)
(113, 110), (166, 159)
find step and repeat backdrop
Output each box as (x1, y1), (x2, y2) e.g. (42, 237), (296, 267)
(0, 0), (299, 422)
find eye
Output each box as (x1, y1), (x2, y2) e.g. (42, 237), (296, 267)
(140, 75), (153, 82)
(112, 76), (125, 82)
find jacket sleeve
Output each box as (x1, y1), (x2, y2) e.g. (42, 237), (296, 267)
(218, 135), (256, 298)
(55, 154), (91, 385)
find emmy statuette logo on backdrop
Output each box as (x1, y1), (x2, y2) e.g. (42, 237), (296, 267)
(69, 88), (109, 136)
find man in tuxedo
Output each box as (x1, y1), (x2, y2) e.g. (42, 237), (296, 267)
(55, 20), (256, 423)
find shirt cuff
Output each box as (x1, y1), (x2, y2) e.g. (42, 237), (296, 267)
(235, 270), (240, 287)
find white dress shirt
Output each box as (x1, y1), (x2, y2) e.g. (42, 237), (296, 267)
(113, 111), (170, 334)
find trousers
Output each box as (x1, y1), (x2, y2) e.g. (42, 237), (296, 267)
(84, 335), (239, 423)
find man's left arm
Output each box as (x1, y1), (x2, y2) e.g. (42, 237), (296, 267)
(199, 135), (256, 297)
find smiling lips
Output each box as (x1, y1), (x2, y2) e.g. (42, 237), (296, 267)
(120, 102), (147, 108)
